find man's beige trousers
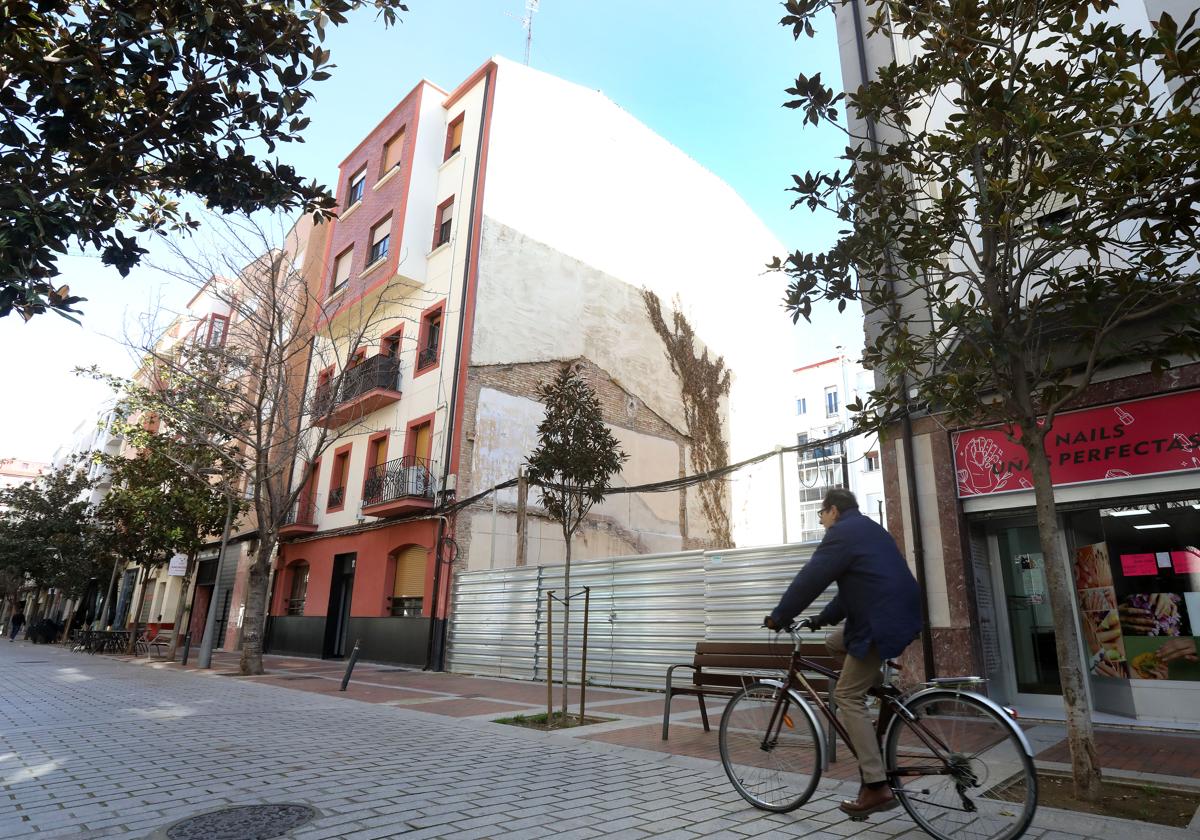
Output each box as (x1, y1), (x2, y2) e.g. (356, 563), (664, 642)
(825, 626), (886, 784)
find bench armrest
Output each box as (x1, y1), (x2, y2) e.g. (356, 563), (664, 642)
(664, 663), (700, 692)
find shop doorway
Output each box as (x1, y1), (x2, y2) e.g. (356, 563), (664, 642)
(324, 553), (356, 659)
(994, 525), (1062, 697)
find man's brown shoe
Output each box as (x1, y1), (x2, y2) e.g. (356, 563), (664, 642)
(839, 783), (898, 818)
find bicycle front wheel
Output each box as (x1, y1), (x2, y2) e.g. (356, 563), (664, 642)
(718, 682), (822, 812)
(884, 690), (1037, 840)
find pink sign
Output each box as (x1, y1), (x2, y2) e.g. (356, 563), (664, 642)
(1171, 549), (1200, 574)
(952, 389), (1200, 497)
(1119, 553), (1158, 577)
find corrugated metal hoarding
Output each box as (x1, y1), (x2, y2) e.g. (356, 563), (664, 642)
(445, 542), (829, 689)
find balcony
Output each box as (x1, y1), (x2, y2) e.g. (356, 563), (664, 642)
(362, 455), (435, 517)
(312, 354), (402, 428)
(279, 496), (318, 537)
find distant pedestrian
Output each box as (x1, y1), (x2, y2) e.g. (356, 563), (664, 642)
(8, 608), (26, 642)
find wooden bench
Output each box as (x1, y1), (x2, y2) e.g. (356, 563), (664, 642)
(661, 640), (839, 742)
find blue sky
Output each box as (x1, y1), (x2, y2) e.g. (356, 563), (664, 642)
(0, 0), (855, 461)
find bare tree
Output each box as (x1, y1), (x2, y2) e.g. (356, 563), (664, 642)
(131, 211), (440, 674)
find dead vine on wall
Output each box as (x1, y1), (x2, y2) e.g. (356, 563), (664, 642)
(642, 290), (732, 547)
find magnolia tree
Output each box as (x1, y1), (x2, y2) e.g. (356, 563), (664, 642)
(527, 364), (627, 719)
(0, 0), (407, 321)
(0, 462), (108, 631)
(129, 213), (438, 674)
(776, 0), (1200, 799)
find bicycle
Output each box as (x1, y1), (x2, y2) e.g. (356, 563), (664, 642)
(718, 619), (1037, 840)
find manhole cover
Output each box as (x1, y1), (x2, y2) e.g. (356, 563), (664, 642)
(16, 660), (49, 664)
(165, 804), (317, 840)
(376, 668), (409, 673)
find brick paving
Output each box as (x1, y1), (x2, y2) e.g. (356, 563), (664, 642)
(1, 641), (1197, 839)
(1036, 729), (1200, 778)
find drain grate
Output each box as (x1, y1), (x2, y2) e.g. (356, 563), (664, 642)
(165, 804), (317, 840)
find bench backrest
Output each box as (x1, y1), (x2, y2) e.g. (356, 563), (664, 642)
(692, 641), (837, 690)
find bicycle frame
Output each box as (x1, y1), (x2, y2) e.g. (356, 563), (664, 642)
(768, 646), (978, 782)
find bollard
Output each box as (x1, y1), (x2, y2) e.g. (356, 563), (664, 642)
(339, 639), (362, 691)
(180, 632), (193, 666)
(546, 591), (554, 725)
(579, 587), (590, 724)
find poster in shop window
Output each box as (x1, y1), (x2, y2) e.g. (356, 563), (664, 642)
(1074, 542), (1128, 678)
(1075, 537), (1200, 682)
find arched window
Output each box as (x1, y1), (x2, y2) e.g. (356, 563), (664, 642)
(390, 546), (426, 617)
(287, 562), (309, 616)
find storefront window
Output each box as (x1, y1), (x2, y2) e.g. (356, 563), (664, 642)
(1070, 499), (1200, 682)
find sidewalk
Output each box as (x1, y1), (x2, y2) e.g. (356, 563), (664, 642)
(154, 648), (1200, 829)
(2, 640), (1198, 839)
(169, 649), (1200, 791)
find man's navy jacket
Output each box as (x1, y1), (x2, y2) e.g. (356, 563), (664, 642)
(769, 507), (922, 660)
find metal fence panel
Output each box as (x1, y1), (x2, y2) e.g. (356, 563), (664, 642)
(445, 541), (824, 690)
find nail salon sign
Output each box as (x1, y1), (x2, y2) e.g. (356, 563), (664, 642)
(952, 389), (1200, 497)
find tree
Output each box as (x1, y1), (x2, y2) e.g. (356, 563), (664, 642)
(122, 212), (426, 674)
(0, 461), (107, 622)
(97, 429), (232, 654)
(0, 0), (407, 321)
(775, 0), (1200, 799)
(527, 364), (627, 718)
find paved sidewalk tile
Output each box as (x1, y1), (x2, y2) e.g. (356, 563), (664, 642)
(1, 642), (1193, 840)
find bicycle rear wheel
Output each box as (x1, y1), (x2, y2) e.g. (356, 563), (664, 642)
(718, 682), (822, 812)
(884, 690), (1036, 840)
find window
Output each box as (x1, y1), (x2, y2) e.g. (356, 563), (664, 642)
(390, 546), (426, 617)
(364, 432), (389, 494)
(328, 447), (350, 511)
(207, 314), (228, 347)
(864, 451), (880, 472)
(368, 216), (391, 265)
(381, 128), (405, 176)
(347, 168), (366, 207)
(416, 305), (442, 372)
(433, 197), (454, 248)
(330, 248), (353, 294)
(287, 562), (309, 615)
(796, 397), (807, 415)
(825, 386), (839, 417)
(381, 325), (403, 357)
(444, 114), (464, 160)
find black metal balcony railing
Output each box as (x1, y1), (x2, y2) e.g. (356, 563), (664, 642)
(313, 354), (402, 418)
(282, 496), (317, 527)
(327, 486), (346, 509)
(362, 455), (434, 507)
(417, 345), (438, 370)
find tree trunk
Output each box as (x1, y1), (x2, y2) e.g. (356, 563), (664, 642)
(167, 552), (197, 661)
(1023, 427), (1103, 801)
(239, 533), (276, 676)
(560, 527), (571, 719)
(126, 567), (150, 655)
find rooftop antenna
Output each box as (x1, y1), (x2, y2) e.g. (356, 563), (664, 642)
(520, 0), (539, 65)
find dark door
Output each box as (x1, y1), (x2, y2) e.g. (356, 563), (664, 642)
(324, 553), (356, 658)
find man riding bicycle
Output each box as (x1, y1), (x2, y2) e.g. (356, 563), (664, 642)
(764, 488), (922, 818)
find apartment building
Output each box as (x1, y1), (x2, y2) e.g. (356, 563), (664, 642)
(793, 354), (884, 543)
(268, 57), (800, 667)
